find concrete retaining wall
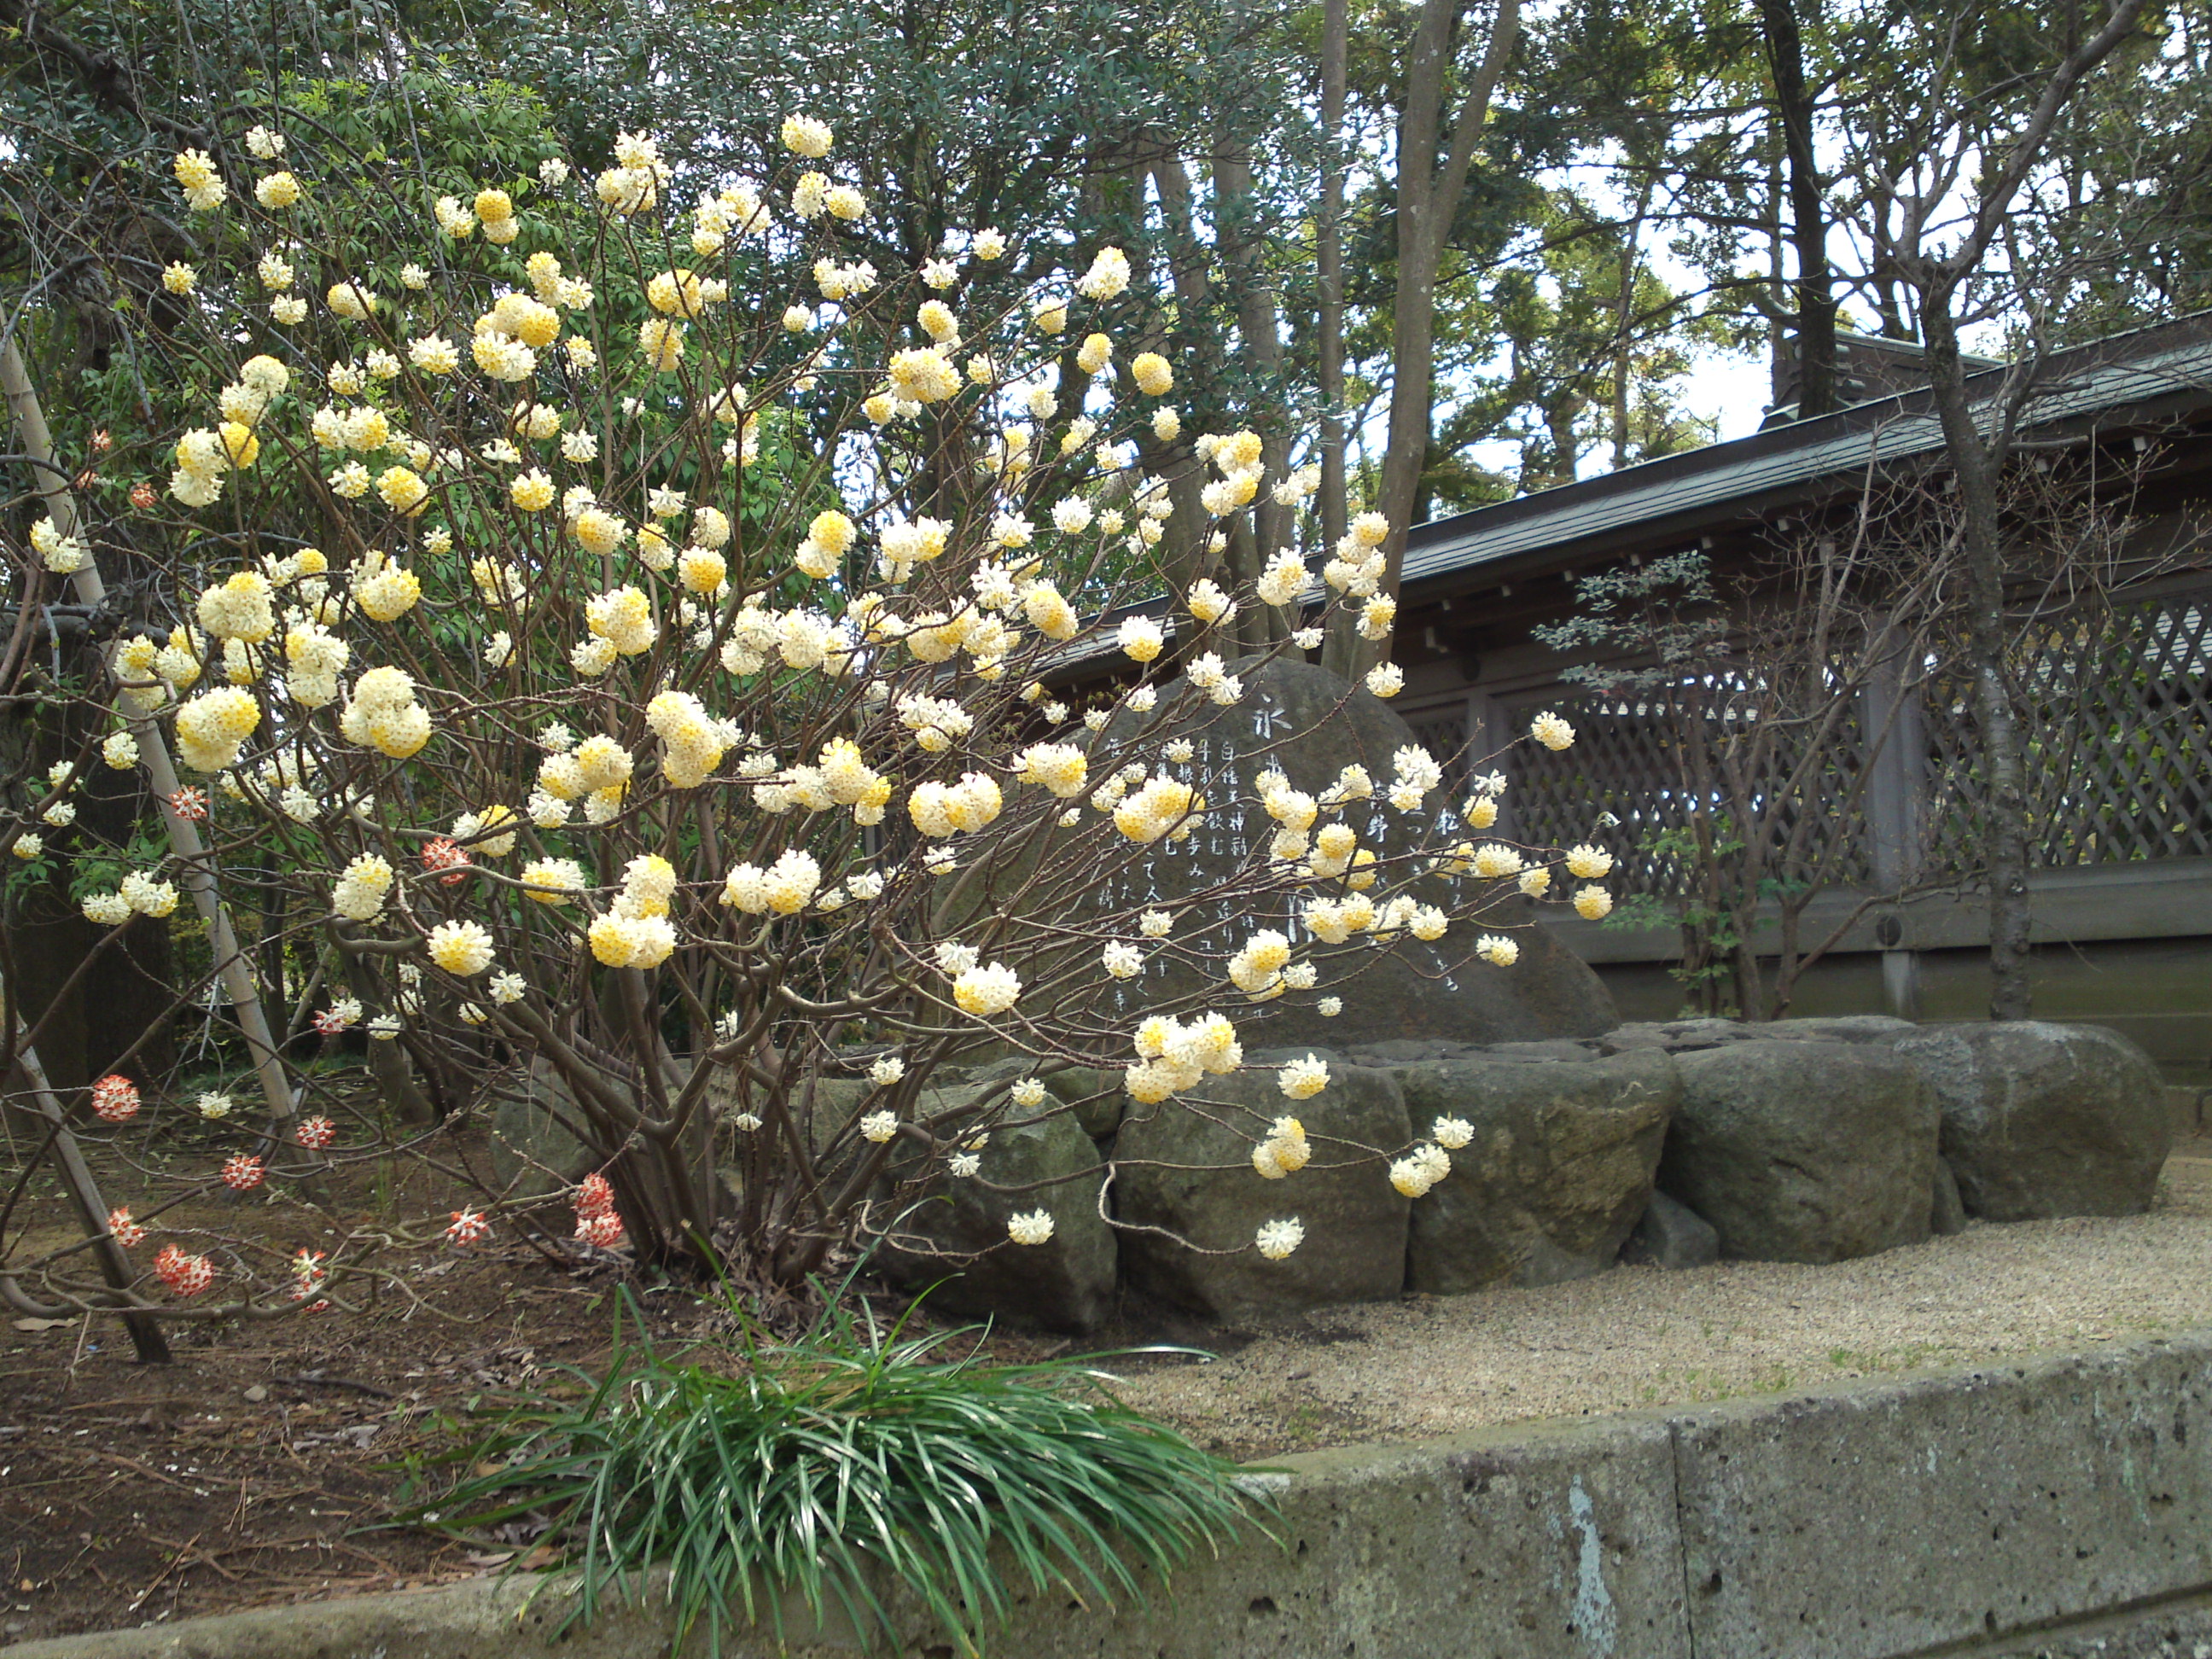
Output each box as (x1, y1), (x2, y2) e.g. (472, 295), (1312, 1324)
(15, 1328), (2212, 1659)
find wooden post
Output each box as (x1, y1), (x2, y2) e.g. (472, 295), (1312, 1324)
(6, 1008), (171, 1363)
(1468, 690), (1512, 837)
(1863, 615), (1926, 1022)
(0, 338), (295, 1129)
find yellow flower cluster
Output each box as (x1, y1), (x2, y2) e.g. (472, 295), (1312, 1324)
(952, 962), (1022, 1017)
(338, 665), (430, 760)
(1012, 742), (1088, 799)
(283, 620), (350, 707)
(588, 853), (680, 967)
(174, 686), (259, 772)
(428, 920), (496, 976)
(352, 551), (423, 620)
(721, 848), (823, 915)
(521, 857), (586, 904)
(1111, 775), (1201, 845)
(644, 690), (729, 788)
(474, 185), (519, 246)
(1226, 928), (1294, 1000)
(332, 853), (394, 922)
(172, 148), (224, 212)
(588, 911), (677, 968)
(1389, 1143), (1452, 1199)
(195, 571), (276, 643)
(596, 130), (671, 215)
(454, 805), (519, 857)
(1250, 1115), (1312, 1179)
(908, 773), (1003, 837)
(585, 585), (655, 655)
(472, 290), (562, 381)
(1124, 1012), (1243, 1104)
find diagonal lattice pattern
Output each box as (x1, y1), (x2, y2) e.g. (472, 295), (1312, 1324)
(1927, 590), (2212, 874)
(1491, 683), (1872, 898)
(1391, 585), (2211, 899)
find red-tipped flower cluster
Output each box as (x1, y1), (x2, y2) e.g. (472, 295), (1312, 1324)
(166, 786), (209, 822)
(153, 1243), (214, 1296)
(572, 1173), (625, 1249)
(445, 1208), (492, 1247)
(90, 1074), (141, 1123)
(422, 837), (473, 886)
(107, 1206), (146, 1247)
(289, 1248), (329, 1310)
(220, 1153), (265, 1191)
(294, 1115), (336, 1150)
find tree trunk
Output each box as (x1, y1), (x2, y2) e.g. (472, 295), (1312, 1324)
(1317, 0), (1350, 564)
(1756, 0), (1838, 416)
(1325, 0), (1521, 681)
(1610, 176), (1656, 468)
(1214, 146), (1295, 653)
(1920, 305), (2034, 1017)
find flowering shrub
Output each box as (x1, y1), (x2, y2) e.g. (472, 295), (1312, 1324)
(2, 110), (1609, 1323)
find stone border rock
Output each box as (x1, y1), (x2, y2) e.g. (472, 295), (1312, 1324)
(16, 1325), (2212, 1659)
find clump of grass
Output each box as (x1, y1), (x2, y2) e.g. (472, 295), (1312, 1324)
(406, 1293), (1266, 1656)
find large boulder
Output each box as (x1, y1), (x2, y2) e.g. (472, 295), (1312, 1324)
(488, 1057), (602, 1198)
(875, 1087), (1117, 1333)
(1114, 1055), (1411, 1321)
(1382, 1047), (1679, 1292)
(1892, 1022), (2171, 1220)
(1600, 1016), (1919, 1055)
(969, 1057), (1121, 1139)
(1658, 1040), (1940, 1262)
(949, 655), (1617, 1053)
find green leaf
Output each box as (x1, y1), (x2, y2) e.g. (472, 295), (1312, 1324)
(395, 1286), (1268, 1656)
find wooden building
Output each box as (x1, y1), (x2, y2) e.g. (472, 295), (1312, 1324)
(1382, 311), (2212, 1079)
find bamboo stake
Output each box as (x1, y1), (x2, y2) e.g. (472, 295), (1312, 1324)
(0, 336), (296, 1132)
(5, 1008), (172, 1363)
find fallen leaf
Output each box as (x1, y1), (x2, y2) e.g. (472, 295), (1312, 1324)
(11, 1318), (72, 1333)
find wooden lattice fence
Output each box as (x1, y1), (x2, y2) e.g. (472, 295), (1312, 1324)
(1924, 586), (2212, 875)
(1399, 581), (2212, 898)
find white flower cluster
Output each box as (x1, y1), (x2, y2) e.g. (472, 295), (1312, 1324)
(1250, 1115), (1312, 1180)
(1124, 1011), (1243, 1103)
(332, 853), (394, 922)
(722, 847), (823, 916)
(1388, 1142), (1453, 1199)
(28, 516), (90, 574)
(337, 666), (429, 760)
(588, 853), (679, 968)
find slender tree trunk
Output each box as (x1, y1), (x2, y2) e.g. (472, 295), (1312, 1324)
(1214, 147), (1295, 652)
(1756, 0), (1839, 416)
(1869, 0), (2145, 1014)
(1144, 154), (1221, 605)
(1920, 304), (2034, 1017)
(1610, 176), (1655, 468)
(1317, 0), (1350, 565)
(1324, 0), (1521, 681)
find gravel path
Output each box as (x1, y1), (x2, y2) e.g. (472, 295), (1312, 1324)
(1117, 1140), (2212, 1460)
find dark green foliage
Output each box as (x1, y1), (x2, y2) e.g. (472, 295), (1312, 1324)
(409, 1293), (1268, 1656)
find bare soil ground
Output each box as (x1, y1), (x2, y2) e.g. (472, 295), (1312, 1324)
(8, 1138), (2211, 1645)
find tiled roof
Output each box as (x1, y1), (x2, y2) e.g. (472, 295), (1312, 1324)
(1400, 312), (2212, 590)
